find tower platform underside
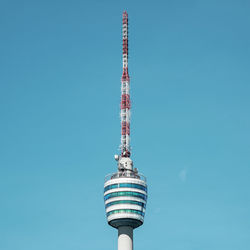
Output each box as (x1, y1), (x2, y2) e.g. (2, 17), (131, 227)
(109, 218), (143, 229)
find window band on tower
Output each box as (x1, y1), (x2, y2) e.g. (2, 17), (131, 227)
(104, 183), (147, 192)
(104, 191), (147, 201)
(105, 200), (146, 209)
(106, 209), (145, 217)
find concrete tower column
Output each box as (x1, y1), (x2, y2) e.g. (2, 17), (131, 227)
(118, 226), (133, 250)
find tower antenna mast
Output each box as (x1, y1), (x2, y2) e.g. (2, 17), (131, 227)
(121, 11), (131, 157)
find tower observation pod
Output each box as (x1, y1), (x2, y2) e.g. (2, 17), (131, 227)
(104, 11), (148, 250)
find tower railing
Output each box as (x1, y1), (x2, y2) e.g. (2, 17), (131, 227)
(105, 172), (147, 182)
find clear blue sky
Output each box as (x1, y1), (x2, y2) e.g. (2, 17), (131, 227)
(0, 0), (249, 249)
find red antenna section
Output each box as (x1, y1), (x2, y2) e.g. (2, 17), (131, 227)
(120, 11), (131, 157)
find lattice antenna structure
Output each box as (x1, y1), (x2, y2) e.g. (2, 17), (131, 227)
(120, 11), (131, 158)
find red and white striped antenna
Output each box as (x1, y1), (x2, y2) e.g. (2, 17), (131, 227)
(120, 11), (131, 157)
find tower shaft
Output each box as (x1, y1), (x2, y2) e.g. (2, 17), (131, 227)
(118, 226), (133, 250)
(121, 11), (131, 157)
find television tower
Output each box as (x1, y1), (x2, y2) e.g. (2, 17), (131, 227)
(104, 11), (148, 250)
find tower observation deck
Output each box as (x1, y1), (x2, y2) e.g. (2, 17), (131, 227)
(104, 11), (148, 250)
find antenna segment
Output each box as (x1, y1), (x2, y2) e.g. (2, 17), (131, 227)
(120, 11), (131, 157)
